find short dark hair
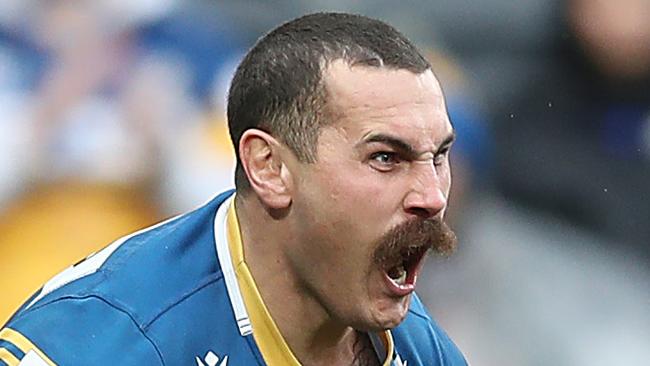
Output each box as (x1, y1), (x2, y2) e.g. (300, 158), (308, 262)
(227, 12), (431, 190)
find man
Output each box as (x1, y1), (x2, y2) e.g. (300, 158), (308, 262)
(1, 13), (467, 365)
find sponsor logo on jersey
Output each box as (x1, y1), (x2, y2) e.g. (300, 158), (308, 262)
(195, 350), (228, 366)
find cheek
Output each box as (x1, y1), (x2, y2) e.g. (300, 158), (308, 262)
(326, 172), (398, 229)
(304, 171), (387, 257)
(437, 161), (452, 196)
(443, 168), (452, 196)
(304, 158), (405, 245)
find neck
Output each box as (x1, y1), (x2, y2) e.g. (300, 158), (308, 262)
(235, 195), (365, 365)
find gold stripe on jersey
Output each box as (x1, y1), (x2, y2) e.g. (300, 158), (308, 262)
(226, 200), (301, 365)
(226, 200), (394, 366)
(0, 328), (56, 366)
(0, 347), (20, 366)
(380, 332), (395, 366)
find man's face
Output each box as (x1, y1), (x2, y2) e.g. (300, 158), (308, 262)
(287, 61), (456, 331)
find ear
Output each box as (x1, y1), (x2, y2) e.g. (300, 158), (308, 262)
(239, 129), (293, 209)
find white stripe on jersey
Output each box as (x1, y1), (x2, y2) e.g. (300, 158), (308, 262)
(213, 194), (252, 337)
(26, 213), (184, 310)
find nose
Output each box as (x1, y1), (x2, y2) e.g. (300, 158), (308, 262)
(402, 166), (448, 219)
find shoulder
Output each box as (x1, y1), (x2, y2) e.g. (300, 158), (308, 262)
(1, 296), (164, 365)
(1, 191), (237, 365)
(391, 293), (468, 366)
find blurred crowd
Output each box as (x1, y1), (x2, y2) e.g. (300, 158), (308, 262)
(0, 1), (648, 365)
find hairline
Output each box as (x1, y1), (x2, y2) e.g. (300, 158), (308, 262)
(318, 57), (434, 126)
(230, 13), (433, 192)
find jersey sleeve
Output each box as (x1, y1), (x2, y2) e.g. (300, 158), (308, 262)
(0, 296), (164, 366)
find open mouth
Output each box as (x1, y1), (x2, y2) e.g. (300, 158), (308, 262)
(383, 246), (429, 294)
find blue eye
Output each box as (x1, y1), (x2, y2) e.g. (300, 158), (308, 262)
(369, 152), (401, 171)
(371, 152), (396, 164)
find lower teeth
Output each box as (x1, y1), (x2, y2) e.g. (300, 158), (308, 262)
(389, 265), (407, 285)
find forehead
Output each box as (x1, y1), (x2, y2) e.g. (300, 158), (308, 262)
(323, 60), (452, 147)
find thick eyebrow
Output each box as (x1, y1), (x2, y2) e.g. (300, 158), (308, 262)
(357, 131), (456, 158)
(359, 133), (418, 158)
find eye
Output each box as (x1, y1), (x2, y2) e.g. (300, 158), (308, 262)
(369, 151), (400, 171)
(372, 152), (396, 164)
(433, 148), (450, 166)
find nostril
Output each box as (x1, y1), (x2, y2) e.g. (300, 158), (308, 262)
(406, 207), (434, 218)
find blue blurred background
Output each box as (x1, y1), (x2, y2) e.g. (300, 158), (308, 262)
(1, 1), (649, 364)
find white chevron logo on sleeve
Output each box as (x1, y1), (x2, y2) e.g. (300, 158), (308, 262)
(18, 351), (50, 366)
(394, 352), (408, 366)
(195, 351), (228, 366)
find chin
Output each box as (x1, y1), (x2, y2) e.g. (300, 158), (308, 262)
(376, 309), (409, 330)
(362, 296), (411, 331)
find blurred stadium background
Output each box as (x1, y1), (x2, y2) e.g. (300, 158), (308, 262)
(0, 1), (649, 365)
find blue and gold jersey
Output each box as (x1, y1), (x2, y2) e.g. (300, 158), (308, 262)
(1, 191), (467, 365)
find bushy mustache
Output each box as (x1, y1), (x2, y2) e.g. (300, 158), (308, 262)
(372, 218), (458, 268)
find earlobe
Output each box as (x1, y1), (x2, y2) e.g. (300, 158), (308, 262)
(239, 129), (292, 209)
